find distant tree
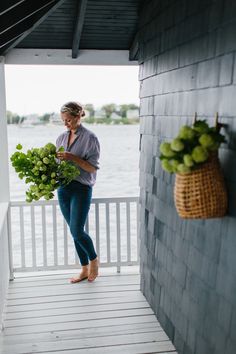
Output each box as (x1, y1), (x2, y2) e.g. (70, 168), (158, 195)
(128, 103), (139, 110)
(119, 104), (139, 118)
(39, 113), (51, 123)
(6, 110), (13, 124)
(84, 104), (95, 117)
(13, 115), (21, 124)
(101, 103), (117, 118)
(119, 105), (129, 118)
(6, 110), (21, 124)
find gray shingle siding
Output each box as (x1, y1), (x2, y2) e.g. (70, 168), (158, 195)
(139, 1), (236, 353)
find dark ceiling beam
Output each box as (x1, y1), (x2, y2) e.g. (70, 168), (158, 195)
(0, 0), (27, 16)
(0, 1), (56, 49)
(0, 0), (57, 34)
(129, 31), (139, 61)
(0, 0), (66, 55)
(0, 32), (24, 51)
(72, 0), (88, 59)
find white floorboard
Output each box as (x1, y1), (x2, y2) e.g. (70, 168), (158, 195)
(0, 271), (177, 354)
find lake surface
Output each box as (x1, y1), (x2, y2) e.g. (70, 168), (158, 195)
(7, 123), (140, 200)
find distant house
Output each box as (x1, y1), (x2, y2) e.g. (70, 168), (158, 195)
(94, 109), (106, 119)
(49, 113), (62, 125)
(83, 109), (90, 117)
(110, 112), (122, 120)
(126, 109), (139, 119)
(20, 114), (41, 127)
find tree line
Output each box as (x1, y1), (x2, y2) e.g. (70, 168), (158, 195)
(84, 103), (139, 118)
(7, 103), (139, 124)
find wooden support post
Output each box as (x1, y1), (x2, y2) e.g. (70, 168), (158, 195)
(0, 56), (10, 202)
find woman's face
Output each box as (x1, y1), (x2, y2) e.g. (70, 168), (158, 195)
(61, 112), (80, 130)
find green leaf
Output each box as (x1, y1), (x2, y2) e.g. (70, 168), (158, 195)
(16, 143), (23, 150)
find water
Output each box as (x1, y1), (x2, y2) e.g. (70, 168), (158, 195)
(7, 123), (140, 200)
(7, 124), (140, 269)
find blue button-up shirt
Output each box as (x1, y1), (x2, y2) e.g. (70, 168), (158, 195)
(56, 124), (100, 187)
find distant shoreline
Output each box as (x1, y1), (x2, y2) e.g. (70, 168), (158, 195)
(8, 118), (140, 126)
(83, 117), (139, 125)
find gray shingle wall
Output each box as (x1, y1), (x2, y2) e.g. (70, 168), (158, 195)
(139, 1), (236, 353)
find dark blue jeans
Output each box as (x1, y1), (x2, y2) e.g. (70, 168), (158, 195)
(57, 180), (97, 266)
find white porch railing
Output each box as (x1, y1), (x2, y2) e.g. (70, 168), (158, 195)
(8, 197), (139, 275)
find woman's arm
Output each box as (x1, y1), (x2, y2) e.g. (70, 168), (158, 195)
(56, 152), (96, 173)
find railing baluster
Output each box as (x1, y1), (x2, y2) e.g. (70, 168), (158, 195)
(136, 200), (140, 263)
(75, 251), (80, 264)
(19, 206), (25, 268)
(63, 220), (68, 266)
(95, 203), (100, 259)
(84, 212), (89, 264)
(106, 202), (111, 264)
(74, 229), (80, 265)
(71, 214), (80, 265)
(7, 208), (14, 280)
(30, 205), (36, 268)
(52, 204), (58, 266)
(42, 205), (47, 267)
(116, 202), (121, 273)
(85, 216), (89, 234)
(126, 201), (131, 263)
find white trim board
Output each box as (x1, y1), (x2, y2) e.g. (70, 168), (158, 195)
(0, 203), (9, 235)
(0, 58), (10, 203)
(5, 49), (138, 65)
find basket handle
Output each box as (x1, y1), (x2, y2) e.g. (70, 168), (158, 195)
(215, 112), (223, 132)
(215, 112), (219, 128)
(193, 112), (222, 131)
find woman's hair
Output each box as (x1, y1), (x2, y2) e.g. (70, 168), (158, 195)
(60, 101), (85, 117)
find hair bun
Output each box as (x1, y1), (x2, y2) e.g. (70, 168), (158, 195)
(60, 101), (84, 117)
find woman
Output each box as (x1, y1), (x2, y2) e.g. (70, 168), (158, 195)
(56, 101), (99, 283)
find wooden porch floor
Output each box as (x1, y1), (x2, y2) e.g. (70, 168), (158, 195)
(0, 270), (177, 354)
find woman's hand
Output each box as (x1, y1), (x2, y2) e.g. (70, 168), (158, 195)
(56, 151), (74, 161)
(57, 151), (96, 173)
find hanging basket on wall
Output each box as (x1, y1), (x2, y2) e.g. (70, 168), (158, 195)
(174, 153), (227, 219)
(159, 113), (228, 219)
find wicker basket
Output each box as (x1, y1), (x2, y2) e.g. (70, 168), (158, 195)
(174, 154), (227, 219)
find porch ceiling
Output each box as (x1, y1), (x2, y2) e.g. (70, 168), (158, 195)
(0, 0), (143, 60)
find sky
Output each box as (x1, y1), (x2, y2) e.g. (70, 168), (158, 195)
(5, 65), (140, 116)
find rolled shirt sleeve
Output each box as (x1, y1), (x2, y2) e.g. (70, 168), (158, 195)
(86, 136), (100, 169)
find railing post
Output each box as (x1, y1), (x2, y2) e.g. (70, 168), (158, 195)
(116, 202), (121, 273)
(7, 207), (14, 281)
(137, 199), (140, 264)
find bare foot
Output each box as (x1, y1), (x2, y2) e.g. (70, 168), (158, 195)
(70, 266), (89, 283)
(88, 258), (99, 282)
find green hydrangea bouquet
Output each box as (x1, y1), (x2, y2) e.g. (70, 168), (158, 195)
(159, 119), (226, 174)
(11, 143), (79, 202)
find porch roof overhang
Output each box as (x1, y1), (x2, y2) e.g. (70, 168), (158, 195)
(0, 0), (143, 65)
(0, 0), (143, 204)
